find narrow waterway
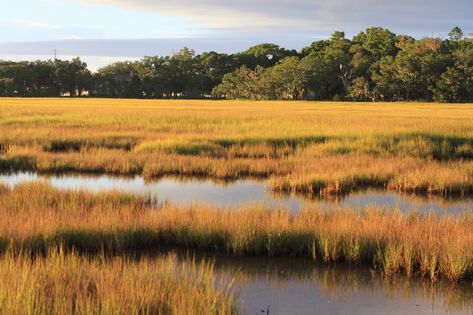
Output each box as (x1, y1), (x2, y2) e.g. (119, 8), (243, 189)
(0, 172), (471, 214)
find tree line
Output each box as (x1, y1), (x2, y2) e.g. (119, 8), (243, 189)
(0, 27), (472, 102)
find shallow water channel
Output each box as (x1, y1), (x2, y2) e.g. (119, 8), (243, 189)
(195, 253), (473, 315)
(1, 171), (473, 314)
(0, 172), (472, 214)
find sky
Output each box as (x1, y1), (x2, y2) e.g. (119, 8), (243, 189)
(0, 0), (472, 70)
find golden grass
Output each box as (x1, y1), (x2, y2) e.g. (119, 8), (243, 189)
(0, 98), (473, 194)
(270, 155), (473, 196)
(0, 249), (237, 315)
(2, 99), (472, 312)
(1, 182), (472, 283)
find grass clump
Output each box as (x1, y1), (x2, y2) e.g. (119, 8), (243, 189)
(0, 248), (237, 314)
(1, 182), (472, 283)
(0, 99), (472, 195)
(270, 156), (473, 196)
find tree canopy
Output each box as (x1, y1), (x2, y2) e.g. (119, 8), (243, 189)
(0, 27), (472, 102)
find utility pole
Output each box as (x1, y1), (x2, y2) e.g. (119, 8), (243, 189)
(54, 49), (57, 61)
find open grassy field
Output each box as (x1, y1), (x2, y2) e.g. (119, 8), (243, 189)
(1, 98), (473, 196)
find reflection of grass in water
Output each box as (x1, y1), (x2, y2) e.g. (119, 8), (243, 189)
(144, 174), (262, 187)
(1, 182), (472, 284)
(315, 268), (473, 313)
(281, 188), (473, 214)
(200, 254), (473, 314)
(273, 187), (473, 206)
(1, 99), (473, 195)
(0, 248), (237, 314)
(7, 172), (471, 215)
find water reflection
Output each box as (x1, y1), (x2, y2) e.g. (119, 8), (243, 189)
(1, 171), (472, 314)
(180, 252), (473, 315)
(0, 172), (472, 214)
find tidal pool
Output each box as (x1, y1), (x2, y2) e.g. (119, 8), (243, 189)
(0, 172), (472, 214)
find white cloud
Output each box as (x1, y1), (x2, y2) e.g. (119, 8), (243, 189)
(8, 19), (62, 30)
(70, 0), (328, 30)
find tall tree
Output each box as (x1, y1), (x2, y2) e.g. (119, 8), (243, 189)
(55, 58), (92, 96)
(263, 56), (308, 100)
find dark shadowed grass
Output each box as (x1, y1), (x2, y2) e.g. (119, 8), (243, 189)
(0, 155), (36, 171)
(43, 136), (139, 153)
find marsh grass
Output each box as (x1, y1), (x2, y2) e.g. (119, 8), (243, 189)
(1, 99), (472, 195)
(1, 99), (472, 313)
(1, 182), (472, 283)
(0, 248), (237, 314)
(270, 155), (473, 196)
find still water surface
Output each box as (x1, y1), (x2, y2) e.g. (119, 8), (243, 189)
(1, 171), (472, 314)
(0, 172), (472, 214)
(184, 252), (473, 315)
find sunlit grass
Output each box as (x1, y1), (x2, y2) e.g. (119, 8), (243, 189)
(1, 98), (472, 312)
(0, 98), (472, 195)
(0, 249), (237, 315)
(1, 182), (472, 283)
